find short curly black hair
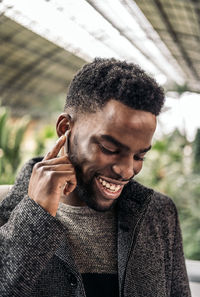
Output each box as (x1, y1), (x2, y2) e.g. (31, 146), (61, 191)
(65, 58), (165, 116)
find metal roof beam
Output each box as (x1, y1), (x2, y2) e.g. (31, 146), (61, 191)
(190, 0), (200, 40)
(155, 28), (200, 40)
(86, 0), (169, 76)
(1, 80), (70, 107)
(0, 33), (78, 72)
(0, 59), (68, 88)
(2, 87), (54, 107)
(153, 0), (200, 80)
(0, 47), (63, 94)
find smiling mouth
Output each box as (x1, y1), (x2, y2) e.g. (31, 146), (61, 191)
(95, 176), (125, 200)
(98, 177), (122, 192)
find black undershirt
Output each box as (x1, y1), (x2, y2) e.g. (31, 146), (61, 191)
(82, 273), (119, 297)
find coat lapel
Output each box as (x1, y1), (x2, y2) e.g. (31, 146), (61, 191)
(117, 180), (153, 296)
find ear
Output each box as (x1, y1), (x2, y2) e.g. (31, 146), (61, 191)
(56, 113), (73, 137)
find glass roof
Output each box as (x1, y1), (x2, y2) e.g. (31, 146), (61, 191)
(0, 0), (199, 137)
(0, 0), (187, 86)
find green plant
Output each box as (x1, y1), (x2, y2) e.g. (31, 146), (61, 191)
(193, 128), (200, 173)
(137, 130), (200, 260)
(0, 105), (29, 184)
(34, 124), (57, 157)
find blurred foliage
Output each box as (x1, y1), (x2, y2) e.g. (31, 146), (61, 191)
(193, 128), (200, 173)
(173, 83), (189, 94)
(34, 124), (57, 157)
(137, 129), (200, 260)
(28, 95), (65, 119)
(0, 105), (29, 184)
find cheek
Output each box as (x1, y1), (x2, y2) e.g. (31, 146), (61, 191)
(81, 147), (115, 175)
(134, 161), (144, 176)
(89, 153), (113, 169)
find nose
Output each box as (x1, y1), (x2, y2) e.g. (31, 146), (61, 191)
(112, 156), (135, 181)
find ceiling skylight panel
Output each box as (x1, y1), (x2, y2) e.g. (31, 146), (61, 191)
(50, 0), (120, 38)
(126, 0), (186, 80)
(48, 0), (162, 76)
(1, 0), (120, 61)
(106, 34), (160, 75)
(0, 0), (186, 86)
(104, 0), (147, 39)
(87, 0), (185, 84)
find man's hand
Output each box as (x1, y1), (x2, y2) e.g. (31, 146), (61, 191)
(28, 135), (77, 216)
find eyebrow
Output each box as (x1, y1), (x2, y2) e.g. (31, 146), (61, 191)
(100, 134), (152, 153)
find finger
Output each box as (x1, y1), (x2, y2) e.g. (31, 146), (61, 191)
(43, 135), (66, 161)
(60, 146), (65, 157)
(41, 165), (75, 173)
(48, 171), (77, 186)
(39, 155), (73, 167)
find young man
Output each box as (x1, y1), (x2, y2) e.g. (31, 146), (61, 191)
(0, 58), (191, 297)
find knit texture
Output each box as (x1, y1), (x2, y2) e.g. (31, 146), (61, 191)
(56, 203), (117, 274)
(0, 158), (191, 297)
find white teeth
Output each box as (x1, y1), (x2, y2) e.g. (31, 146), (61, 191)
(116, 185), (120, 191)
(98, 177), (121, 192)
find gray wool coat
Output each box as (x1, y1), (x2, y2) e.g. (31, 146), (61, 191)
(0, 158), (191, 297)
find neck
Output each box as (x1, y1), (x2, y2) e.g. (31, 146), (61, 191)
(60, 192), (86, 206)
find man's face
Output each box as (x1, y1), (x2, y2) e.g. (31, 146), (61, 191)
(67, 99), (156, 212)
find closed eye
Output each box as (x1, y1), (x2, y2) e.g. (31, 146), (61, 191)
(134, 155), (146, 161)
(99, 144), (119, 155)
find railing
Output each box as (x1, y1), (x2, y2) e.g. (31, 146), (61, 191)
(186, 260), (200, 297)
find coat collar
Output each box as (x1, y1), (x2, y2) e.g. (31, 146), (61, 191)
(117, 180), (153, 296)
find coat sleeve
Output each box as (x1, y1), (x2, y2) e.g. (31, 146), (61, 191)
(170, 205), (191, 297)
(0, 160), (66, 297)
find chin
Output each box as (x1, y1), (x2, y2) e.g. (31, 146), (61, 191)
(74, 173), (120, 212)
(86, 198), (117, 212)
